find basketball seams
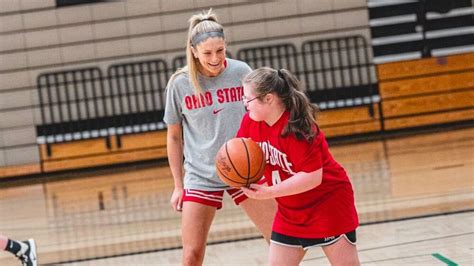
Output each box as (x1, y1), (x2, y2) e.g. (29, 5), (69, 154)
(247, 140), (265, 181)
(240, 138), (252, 187)
(216, 137), (265, 188)
(225, 138), (249, 180)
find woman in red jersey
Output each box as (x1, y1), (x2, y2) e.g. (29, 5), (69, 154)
(239, 67), (360, 266)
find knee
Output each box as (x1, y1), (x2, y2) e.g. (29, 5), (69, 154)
(183, 247), (205, 266)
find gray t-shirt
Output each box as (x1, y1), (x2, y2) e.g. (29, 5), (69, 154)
(164, 59), (252, 190)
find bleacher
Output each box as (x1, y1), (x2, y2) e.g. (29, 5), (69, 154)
(32, 34), (384, 173)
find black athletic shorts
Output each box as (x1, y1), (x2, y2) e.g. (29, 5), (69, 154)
(270, 230), (356, 250)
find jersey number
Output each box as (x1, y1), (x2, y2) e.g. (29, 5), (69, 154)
(271, 170), (282, 184)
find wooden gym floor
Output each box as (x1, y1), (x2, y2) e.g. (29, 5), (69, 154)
(66, 211), (473, 265)
(0, 125), (473, 265)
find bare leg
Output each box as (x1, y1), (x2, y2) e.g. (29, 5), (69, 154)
(0, 235), (7, 250)
(322, 236), (360, 266)
(181, 202), (216, 266)
(268, 242), (306, 266)
(239, 198), (276, 243)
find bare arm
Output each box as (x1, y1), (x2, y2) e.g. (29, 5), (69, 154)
(242, 168), (323, 200)
(167, 123), (184, 211)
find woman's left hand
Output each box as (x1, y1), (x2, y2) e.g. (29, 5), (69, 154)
(241, 183), (274, 200)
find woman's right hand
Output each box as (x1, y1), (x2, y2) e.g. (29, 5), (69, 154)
(170, 187), (184, 212)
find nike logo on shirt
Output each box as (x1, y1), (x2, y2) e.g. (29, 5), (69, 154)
(213, 108), (224, 114)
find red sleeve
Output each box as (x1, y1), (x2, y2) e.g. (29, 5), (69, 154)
(236, 112), (251, 138)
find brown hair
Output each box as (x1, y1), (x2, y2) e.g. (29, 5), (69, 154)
(243, 67), (320, 141)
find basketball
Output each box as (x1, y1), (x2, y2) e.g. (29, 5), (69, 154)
(215, 138), (266, 188)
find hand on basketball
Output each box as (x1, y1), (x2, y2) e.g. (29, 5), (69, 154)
(170, 187), (183, 212)
(241, 183), (273, 200)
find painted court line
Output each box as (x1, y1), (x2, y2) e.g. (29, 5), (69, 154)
(432, 253), (458, 266)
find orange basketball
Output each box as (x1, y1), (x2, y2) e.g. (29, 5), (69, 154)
(215, 138), (266, 188)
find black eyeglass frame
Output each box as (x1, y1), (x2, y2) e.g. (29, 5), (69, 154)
(242, 95), (260, 103)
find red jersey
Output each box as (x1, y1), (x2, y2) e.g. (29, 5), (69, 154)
(237, 111), (358, 238)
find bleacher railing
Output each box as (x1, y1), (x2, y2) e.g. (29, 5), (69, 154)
(107, 59), (168, 136)
(36, 35), (378, 149)
(37, 68), (109, 146)
(301, 36), (379, 111)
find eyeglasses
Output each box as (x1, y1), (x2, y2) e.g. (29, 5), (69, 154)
(242, 95), (259, 103)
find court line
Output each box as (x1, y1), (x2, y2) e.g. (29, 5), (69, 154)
(432, 253), (458, 266)
(304, 231), (472, 262)
(306, 253), (435, 264)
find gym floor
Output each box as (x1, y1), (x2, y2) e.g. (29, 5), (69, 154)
(1, 126), (473, 265)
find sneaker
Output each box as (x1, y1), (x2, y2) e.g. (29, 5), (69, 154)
(16, 239), (37, 266)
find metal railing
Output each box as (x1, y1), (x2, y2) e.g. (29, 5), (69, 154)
(301, 36), (379, 110)
(36, 35), (379, 145)
(107, 59), (168, 135)
(237, 43), (300, 75)
(37, 67), (108, 143)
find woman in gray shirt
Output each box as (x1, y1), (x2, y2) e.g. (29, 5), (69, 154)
(164, 9), (276, 266)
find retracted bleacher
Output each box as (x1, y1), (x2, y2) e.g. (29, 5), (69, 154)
(300, 36), (381, 136)
(34, 28), (473, 173)
(377, 53), (474, 130)
(368, 0), (474, 130)
(36, 61), (169, 172)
